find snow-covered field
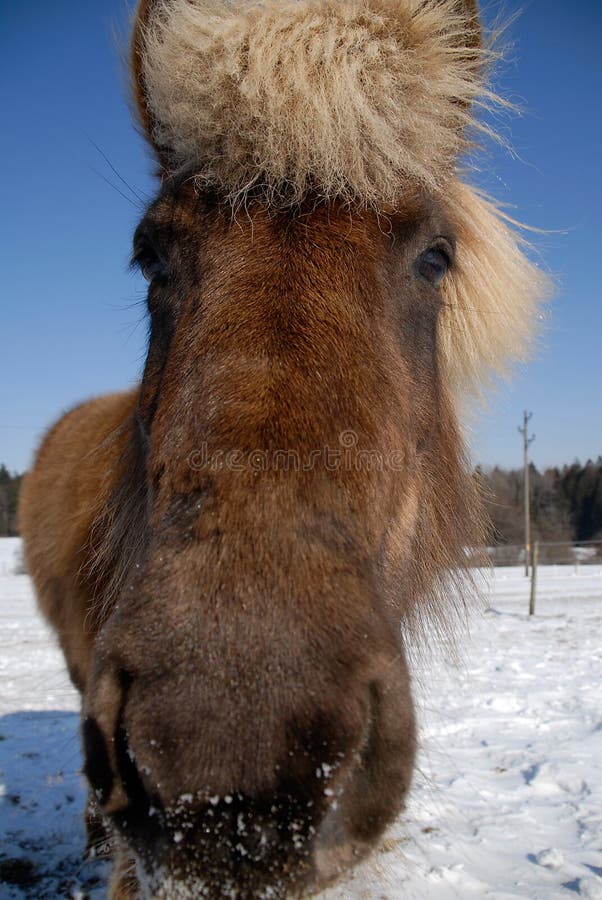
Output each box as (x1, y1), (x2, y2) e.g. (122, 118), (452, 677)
(1, 537), (601, 899)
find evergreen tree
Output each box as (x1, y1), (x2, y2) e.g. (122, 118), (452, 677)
(0, 466), (24, 536)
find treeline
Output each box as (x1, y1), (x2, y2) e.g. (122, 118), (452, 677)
(1, 460), (601, 545)
(0, 465), (23, 536)
(479, 459), (602, 546)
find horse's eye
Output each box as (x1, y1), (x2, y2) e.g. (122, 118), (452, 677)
(415, 245), (451, 287)
(132, 246), (168, 285)
(141, 254), (168, 284)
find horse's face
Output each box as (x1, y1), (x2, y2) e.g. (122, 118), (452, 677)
(82, 180), (466, 896)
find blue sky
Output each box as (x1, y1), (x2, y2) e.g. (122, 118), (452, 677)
(1, 0), (600, 473)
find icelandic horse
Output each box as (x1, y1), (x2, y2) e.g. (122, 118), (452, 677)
(19, 0), (546, 896)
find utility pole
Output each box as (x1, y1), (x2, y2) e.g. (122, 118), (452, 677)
(529, 541), (539, 616)
(518, 411), (535, 576)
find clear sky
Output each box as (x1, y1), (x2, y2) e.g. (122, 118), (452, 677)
(1, 0), (600, 474)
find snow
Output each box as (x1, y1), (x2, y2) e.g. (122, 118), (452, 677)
(1, 538), (601, 899)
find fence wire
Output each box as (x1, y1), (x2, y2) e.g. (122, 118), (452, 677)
(485, 540), (602, 567)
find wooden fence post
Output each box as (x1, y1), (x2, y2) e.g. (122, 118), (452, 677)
(529, 541), (539, 616)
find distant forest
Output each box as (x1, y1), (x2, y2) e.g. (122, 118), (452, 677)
(0, 465), (23, 537)
(478, 459), (602, 546)
(1, 460), (601, 545)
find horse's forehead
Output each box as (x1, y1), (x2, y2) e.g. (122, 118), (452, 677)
(141, 182), (452, 250)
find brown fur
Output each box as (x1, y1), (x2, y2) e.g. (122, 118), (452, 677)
(20, 188), (480, 898)
(19, 0), (548, 896)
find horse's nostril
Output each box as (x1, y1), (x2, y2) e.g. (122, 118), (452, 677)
(113, 716), (153, 815)
(84, 668), (159, 827)
(82, 715), (114, 805)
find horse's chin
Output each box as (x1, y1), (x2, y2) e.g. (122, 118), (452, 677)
(110, 825), (372, 899)
(310, 804), (373, 892)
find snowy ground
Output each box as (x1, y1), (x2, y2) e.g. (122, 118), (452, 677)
(1, 536), (601, 899)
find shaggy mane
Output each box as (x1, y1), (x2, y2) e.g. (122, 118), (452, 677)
(138, 0), (491, 205)
(439, 182), (549, 396)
